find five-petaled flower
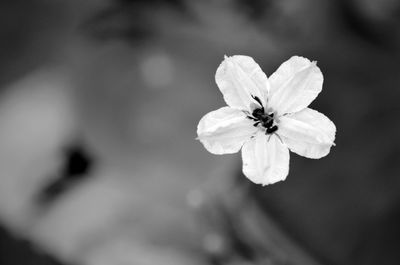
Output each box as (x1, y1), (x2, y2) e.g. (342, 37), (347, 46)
(197, 55), (336, 185)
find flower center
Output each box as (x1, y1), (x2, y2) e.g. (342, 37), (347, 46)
(248, 96), (278, 135)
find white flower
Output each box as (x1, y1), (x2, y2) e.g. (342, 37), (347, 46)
(197, 55), (336, 185)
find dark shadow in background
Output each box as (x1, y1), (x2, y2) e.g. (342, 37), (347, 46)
(0, 226), (66, 265)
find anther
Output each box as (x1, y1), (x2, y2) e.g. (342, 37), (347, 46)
(266, 125), (278, 134)
(263, 119), (274, 128)
(251, 95), (263, 107)
(252, 108), (264, 118)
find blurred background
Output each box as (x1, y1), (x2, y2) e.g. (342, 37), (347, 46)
(0, 0), (400, 264)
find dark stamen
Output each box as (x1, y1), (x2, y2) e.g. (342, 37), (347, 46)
(252, 108), (264, 119)
(248, 99), (278, 134)
(266, 125), (278, 134)
(251, 95), (263, 107)
(263, 119), (273, 128)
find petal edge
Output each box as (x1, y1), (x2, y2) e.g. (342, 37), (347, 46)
(278, 108), (336, 159)
(216, 55), (269, 111)
(268, 56), (323, 115)
(241, 133), (289, 185)
(197, 107), (257, 155)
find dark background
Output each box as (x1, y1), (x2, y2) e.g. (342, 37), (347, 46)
(0, 1), (400, 265)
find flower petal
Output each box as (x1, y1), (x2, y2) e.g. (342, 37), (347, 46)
(241, 132), (289, 185)
(268, 56), (323, 115)
(278, 108), (336, 159)
(197, 107), (257, 155)
(215, 55), (269, 112)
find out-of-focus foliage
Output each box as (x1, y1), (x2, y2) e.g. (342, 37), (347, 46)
(0, 1), (400, 265)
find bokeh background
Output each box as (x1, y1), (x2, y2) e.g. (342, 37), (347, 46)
(0, 0), (400, 265)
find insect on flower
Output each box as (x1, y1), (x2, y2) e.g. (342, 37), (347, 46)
(197, 55), (336, 185)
